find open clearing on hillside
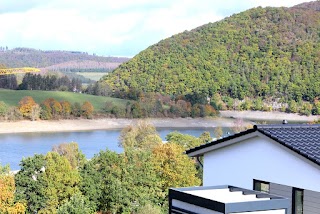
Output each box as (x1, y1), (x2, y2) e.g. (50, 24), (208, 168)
(76, 72), (107, 81)
(0, 89), (127, 111)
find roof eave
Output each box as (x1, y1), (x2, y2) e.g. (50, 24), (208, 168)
(186, 127), (258, 157)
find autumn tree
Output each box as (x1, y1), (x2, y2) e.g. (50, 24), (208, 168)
(42, 98), (62, 119)
(0, 164), (26, 214)
(52, 142), (86, 169)
(15, 151), (81, 213)
(40, 152), (80, 213)
(81, 101), (94, 119)
(60, 101), (72, 119)
(30, 104), (41, 121)
(151, 143), (201, 201)
(119, 120), (162, 150)
(18, 96), (38, 119)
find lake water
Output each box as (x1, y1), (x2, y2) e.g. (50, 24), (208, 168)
(0, 127), (231, 170)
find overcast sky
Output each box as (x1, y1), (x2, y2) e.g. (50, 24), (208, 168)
(0, 0), (309, 57)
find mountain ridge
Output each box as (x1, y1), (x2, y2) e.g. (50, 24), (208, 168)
(0, 47), (130, 71)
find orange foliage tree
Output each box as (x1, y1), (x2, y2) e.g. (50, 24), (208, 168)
(81, 101), (94, 119)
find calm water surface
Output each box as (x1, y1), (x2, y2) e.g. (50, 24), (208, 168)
(0, 127), (230, 170)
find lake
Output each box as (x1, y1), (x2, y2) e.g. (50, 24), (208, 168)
(0, 127), (231, 170)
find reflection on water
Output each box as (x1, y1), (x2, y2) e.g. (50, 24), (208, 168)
(0, 127), (231, 170)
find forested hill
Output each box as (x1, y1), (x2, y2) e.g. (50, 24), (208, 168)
(103, 1), (320, 103)
(0, 47), (130, 69)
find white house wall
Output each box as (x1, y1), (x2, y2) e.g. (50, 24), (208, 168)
(203, 135), (320, 192)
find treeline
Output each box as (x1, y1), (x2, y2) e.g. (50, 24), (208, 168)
(19, 73), (82, 92)
(0, 96), (94, 121)
(0, 73), (83, 92)
(1, 121), (208, 213)
(100, 91), (218, 118)
(0, 47), (130, 68)
(102, 4), (320, 113)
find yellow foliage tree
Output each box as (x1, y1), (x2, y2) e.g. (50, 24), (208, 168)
(0, 165), (26, 214)
(19, 96), (37, 119)
(151, 143), (201, 194)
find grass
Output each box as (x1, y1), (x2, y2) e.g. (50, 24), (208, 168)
(76, 72), (107, 81)
(0, 89), (128, 111)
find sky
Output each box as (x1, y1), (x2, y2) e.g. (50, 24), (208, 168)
(0, 0), (309, 57)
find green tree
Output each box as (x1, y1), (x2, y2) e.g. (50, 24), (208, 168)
(199, 131), (212, 143)
(287, 100), (298, 113)
(79, 161), (102, 212)
(15, 154), (47, 213)
(71, 102), (81, 117)
(57, 194), (95, 214)
(165, 131), (202, 150)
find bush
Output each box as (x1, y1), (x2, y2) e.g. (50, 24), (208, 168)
(0, 101), (8, 118)
(6, 107), (22, 121)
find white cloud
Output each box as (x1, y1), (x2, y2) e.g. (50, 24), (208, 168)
(0, 0), (309, 56)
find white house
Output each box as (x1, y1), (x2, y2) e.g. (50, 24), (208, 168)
(186, 124), (320, 214)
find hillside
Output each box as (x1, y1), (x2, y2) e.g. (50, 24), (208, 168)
(103, 2), (320, 104)
(0, 47), (130, 72)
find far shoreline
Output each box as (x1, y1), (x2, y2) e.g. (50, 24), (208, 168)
(0, 111), (318, 134)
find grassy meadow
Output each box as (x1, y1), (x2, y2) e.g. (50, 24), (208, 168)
(0, 89), (128, 111)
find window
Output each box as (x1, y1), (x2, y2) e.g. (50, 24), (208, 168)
(253, 179), (270, 193)
(292, 188), (303, 214)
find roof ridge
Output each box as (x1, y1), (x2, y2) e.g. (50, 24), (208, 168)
(256, 124), (320, 129)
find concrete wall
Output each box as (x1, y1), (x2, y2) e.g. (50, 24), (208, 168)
(203, 135), (320, 192)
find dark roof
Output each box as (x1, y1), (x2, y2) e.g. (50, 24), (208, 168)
(186, 124), (320, 166)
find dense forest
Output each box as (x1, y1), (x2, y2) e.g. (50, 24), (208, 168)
(102, 2), (320, 112)
(0, 47), (129, 71)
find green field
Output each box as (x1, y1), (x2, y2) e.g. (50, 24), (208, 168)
(76, 72), (107, 81)
(0, 89), (128, 111)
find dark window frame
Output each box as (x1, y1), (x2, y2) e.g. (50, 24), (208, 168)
(292, 187), (304, 214)
(253, 179), (270, 193)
